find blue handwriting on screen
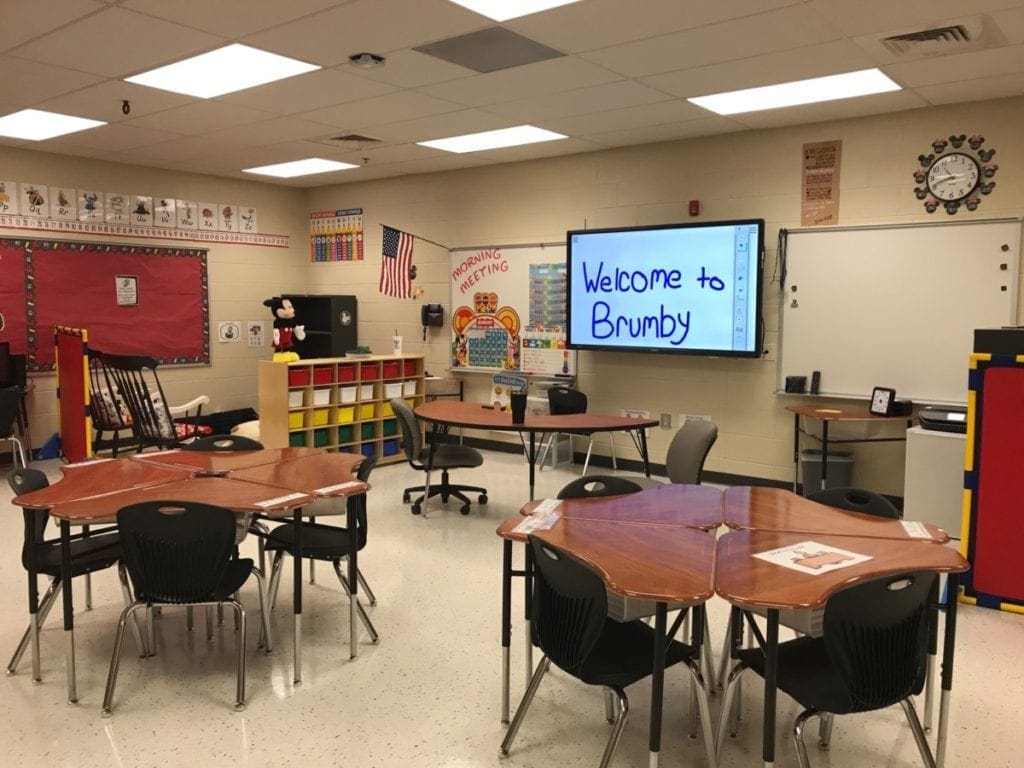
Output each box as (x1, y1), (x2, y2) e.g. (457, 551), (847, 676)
(581, 262), (724, 346)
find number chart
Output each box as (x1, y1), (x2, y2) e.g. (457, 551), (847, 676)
(309, 208), (364, 262)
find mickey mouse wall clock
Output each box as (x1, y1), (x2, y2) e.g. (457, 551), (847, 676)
(914, 134), (997, 215)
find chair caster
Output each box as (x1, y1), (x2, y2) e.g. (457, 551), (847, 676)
(460, 503), (471, 515)
(478, 494), (488, 504)
(411, 503), (422, 515)
(402, 491), (411, 503)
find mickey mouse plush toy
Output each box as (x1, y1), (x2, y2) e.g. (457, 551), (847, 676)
(263, 296), (306, 362)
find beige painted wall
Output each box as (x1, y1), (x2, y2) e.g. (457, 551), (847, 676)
(3, 95), (1022, 493)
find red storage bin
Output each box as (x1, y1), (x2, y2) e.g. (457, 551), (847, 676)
(288, 368), (310, 386)
(382, 361), (400, 379)
(403, 360), (417, 377)
(313, 366), (333, 385)
(360, 362), (379, 379)
(338, 364), (356, 382)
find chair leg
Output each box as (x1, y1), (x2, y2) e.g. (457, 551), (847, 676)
(229, 599), (247, 711)
(356, 567), (377, 607)
(499, 656), (551, 758)
(268, 551), (286, 610)
(581, 435), (594, 474)
(818, 712), (834, 748)
(205, 606), (215, 641)
(715, 663), (747, 759)
(333, 561), (380, 647)
(251, 567), (273, 653)
(684, 658), (718, 767)
(603, 687), (615, 723)
(608, 432), (617, 470)
(793, 709), (819, 768)
(7, 578), (61, 678)
(84, 573), (93, 610)
(900, 698), (938, 768)
(536, 433), (555, 469)
(598, 687), (629, 768)
(102, 602), (145, 717)
(716, 612), (733, 691)
(117, 561), (149, 658)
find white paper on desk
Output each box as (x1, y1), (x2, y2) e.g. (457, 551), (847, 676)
(900, 521), (931, 539)
(753, 540), (872, 576)
(255, 492), (308, 508)
(531, 498), (562, 515)
(315, 481), (363, 495)
(513, 510), (561, 534)
(64, 457), (114, 467)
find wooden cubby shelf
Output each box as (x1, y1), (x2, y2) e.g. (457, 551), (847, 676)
(258, 354), (423, 464)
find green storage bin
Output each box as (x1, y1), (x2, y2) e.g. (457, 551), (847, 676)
(288, 432), (307, 447)
(382, 419), (397, 437)
(361, 422), (376, 440)
(338, 425), (354, 444)
(313, 428), (330, 447)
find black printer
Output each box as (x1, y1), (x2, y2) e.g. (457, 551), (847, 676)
(918, 405), (968, 433)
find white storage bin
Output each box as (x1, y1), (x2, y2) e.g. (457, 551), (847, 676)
(340, 386), (357, 403)
(313, 388), (331, 406)
(402, 380), (417, 396)
(359, 383), (374, 400)
(287, 390), (304, 408)
(384, 382), (403, 399)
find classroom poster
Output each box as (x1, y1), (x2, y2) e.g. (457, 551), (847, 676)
(801, 140), (841, 226)
(309, 208), (364, 262)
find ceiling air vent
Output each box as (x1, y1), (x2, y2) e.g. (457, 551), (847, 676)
(869, 15), (1006, 60)
(330, 134), (381, 144)
(881, 25), (971, 56)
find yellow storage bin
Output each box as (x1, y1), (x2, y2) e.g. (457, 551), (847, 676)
(288, 412), (304, 429)
(381, 402), (393, 417)
(312, 409), (329, 426)
(336, 406), (355, 424)
(359, 404), (375, 420)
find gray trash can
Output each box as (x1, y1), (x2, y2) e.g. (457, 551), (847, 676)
(800, 449), (854, 496)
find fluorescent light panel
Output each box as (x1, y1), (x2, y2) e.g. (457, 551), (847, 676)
(0, 108), (106, 140)
(418, 125), (567, 153)
(688, 68), (901, 115)
(243, 158), (358, 178)
(126, 44), (320, 98)
(448, 1), (581, 22)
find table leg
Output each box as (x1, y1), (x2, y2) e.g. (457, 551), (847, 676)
(527, 431), (536, 501)
(292, 507), (303, 684)
(936, 573), (959, 768)
(501, 539), (512, 725)
(24, 509), (42, 681)
(60, 520), (77, 704)
(639, 427), (652, 477)
(792, 413), (800, 493)
(348, 495), (359, 660)
(820, 421), (829, 492)
(924, 576), (940, 731)
(762, 609), (779, 767)
(648, 602), (668, 767)
(523, 544), (534, 683)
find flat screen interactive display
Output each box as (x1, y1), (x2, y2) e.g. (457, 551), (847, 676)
(566, 219), (764, 357)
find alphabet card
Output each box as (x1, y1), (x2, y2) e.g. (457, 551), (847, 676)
(753, 540), (873, 576)
(198, 202), (217, 230)
(239, 205), (258, 233)
(20, 182), (49, 218)
(153, 197), (175, 228)
(0, 180), (18, 214)
(175, 199), (197, 230)
(130, 195), (153, 225)
(51, 187), (76, 220)
(78, 190), (103, 222)
(106, 193), (129, 224)
(218, 204), (237, 232)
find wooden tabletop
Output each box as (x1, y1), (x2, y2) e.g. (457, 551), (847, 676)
(785, 405), (912, 423)
(715, 530), (969, 610)
(228, 452), (369, 498)
(723, 486), (949, 542)
(502, 517), (715, 603)
(21, 476), (316, 523)
(15, 458), (190, 508)
(518, 484), (722, 530)
(131, 446), (325, 474)
(415, 399), (659, 434)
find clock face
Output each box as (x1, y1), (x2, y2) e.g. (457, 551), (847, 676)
(870, 387), (895, 415)
(926, 152), (980, 202)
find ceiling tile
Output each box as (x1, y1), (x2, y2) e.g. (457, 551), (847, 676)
(301, 90), (462, 131)
(729, 89), (928, 129)
(335, 49), (473, 88)
(581, 116), (747, 147)
(886, 44), (1024, 87)
(806, 0), (1023, 38)
(37, 80), (196, 123)
(243, 0), (487, 67)
(42, 122), (184, 152)
(122, 0), (343, 38)
(10, 7), (223, 78)
(0, 0), (104, 53)
(117, 135), (247, 163)
(217, 68), (398, 114)
(362, 108), (511, 143)
(914, 71), (1024, 104)
(642, 40), (877, 99)
(486, 80), (671, 122)
(421, 56), (620, 107)
(544, 100), (708, 136)
(127, 101), (277, 135)
(580, 5), (844, 78)
(0, 55), (103, 106)
(206, 116), (340, 147)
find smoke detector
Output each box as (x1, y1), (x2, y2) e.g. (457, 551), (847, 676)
(349, 52), (385, 69)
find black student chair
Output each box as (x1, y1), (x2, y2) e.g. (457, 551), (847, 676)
(391, 398), (487, 516)
(6, 468), (143, 681)
(264, 456), (380, 658)
(807, 486), (901, 519)
(500, 536), (717, 768)
(538, 385), (616, 474)
(717, 572), (939, 768)
(182, 433), (265, 452)
(102, 501), (271, 716)
(0, 388), (27, 468)
(557, 475), (644, 500)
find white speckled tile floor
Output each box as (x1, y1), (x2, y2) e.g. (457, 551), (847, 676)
(1, 452), (1020, 767)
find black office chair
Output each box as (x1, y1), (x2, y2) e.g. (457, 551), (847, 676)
(0, 388), (27, 467)
(102, 500), (271, 716)
(807, 486), (901, 519)
(182, 433), (265, 452)
(101, 353), (210, 451)
(391, 398), (487, 516)
(717, 571), (938, 768)
(7, 468), (143, 681)
(557, 475), (644, 500)
(538, 385), (615, 474)
(631, 418), (719, 489)
(264, 456), (380, 658)
(500, 536), (717, 768)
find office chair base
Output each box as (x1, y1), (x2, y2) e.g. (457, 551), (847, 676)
(405, 480), (488, 516)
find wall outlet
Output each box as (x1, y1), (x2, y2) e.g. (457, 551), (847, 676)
(678, 413), (710, 427)
(763, 343), (776, 361)
(660, 413), (672, 429)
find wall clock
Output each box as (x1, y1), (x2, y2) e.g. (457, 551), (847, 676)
(913, 134), (998, 215)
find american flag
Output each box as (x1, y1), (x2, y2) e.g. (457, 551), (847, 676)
(379, 225), (413, 298)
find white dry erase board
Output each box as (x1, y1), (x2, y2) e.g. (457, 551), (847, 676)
(449, 244), (576, 376)
(778, 219), (1021, 404)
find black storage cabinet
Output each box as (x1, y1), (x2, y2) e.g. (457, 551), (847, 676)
(284, 294), (358, 358)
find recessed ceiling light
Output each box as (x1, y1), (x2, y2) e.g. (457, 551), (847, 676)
(418, 125), (567, 153)
(242, 158), (359, 178)
(447, 1), (582, 22)
(125, 43), (320, 98)
(0, 108), (106, 141)
(687, 68), (901, 116)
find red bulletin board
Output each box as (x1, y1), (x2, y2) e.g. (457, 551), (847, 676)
(0, 239), (209, 371)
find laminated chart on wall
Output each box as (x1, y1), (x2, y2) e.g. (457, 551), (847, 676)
(309, 208), (364, 262)
(449, 244), (574, 376)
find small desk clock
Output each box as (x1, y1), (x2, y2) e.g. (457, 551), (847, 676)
(870, 386), (897, 416)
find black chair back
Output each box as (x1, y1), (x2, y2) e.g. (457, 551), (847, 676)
(117, 501), (237, 603)
(0, 388), (22, 439)
(183, 434), (264, 451)
(547, 386), (587, 417)
(808, 487), (901, 519)
(347, 455), (377, 549)
(9, 468), (51, 566)
(528, 536), (608, 676)
(665, 419), (718, 484)
(557, 475), (643, 500)
(823, 571), (934, 711)
(390, 398), (424, 463)
(88, 348), (131, 431)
